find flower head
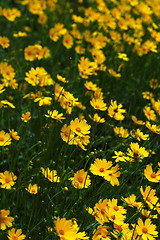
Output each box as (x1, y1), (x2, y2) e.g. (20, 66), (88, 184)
(7, 228), (26, 240)
(70, 169), (91, 189)
(90, 98), (107, 111)
(136, 218), (158, 240)
(21, 112), (31, 122)
(9, 129), (20, 140)
(0, 130), (12, 146)
(0, 36), (10, 48)
(70, 118), (91, 137)
(0, 209), (14, 230)
(45, 110), (65, 122)
(89, 113), (105, 123)
(144, 165), (160, 183)
(140, 186), (158, 209)
(0, 171), (17, 189)
(54, 217), (89, 240)
(90, 158), (112, 177)
(25, 184), (40, 194)
(41, 168), (60, 182)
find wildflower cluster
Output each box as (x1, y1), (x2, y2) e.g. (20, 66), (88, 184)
(0, 0), (160, 239)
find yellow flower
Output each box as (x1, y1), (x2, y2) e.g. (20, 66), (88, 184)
(28, 0), (46, 15)
(60, 124), (75, 145)
(3, 8), (21, 21)
(143, 106), (157, 121)
(49, 23), (66, 42)
(78, 57), (97, 79)
(25, 67), (54, 87)
(146, 121), (160, 134)
(54, 217), (88, 240)
(90, 98), (107, 111)
(84, 81), (98, 91)
(57, 74), (68, 83)
(24, 45), (36, 61)
(0, 84), (5, 94)
(112, 151), (127, 162)
(70, 118), (91, 137)
(144, 165), (160, 183)
(90, 198), (109, 224)
(140, 186), (158, 209)
(142, 91), (154, 100)
(21, 112), (31, 122)
(38, 13), (47, 25)
(7, 228), (26, 240)
(114, 126), (129, 138)
(130, 129), (149, 141)
(0, 209), (14, 230)
(0, 36), (10, 48)
(105, 207), (125, 226)
(9, 129), (20, 140)
(0, 130), (12, 146)
(127, 142), (149, 159)
(92, 225), (110, 240)
(0, 61), (15, 80)
(25, 184), (40, 194)
(34, 96), (52, 106)
(151, 98), (160, 115)
(41, 168), (60, 183)
(89, 113), (105, 123)
(45, 110), (65, 122)
(63, 33), (74, 49)
(0, 100), (15, 109)
(118, 52), (129, 61)
(55, 217), (77, 240)
(104, 165), (121, 186)
(13, 31), (27, 38)
(136, 218), (158, 240)
(0, 171), (17, 189)
(108, 68), (121, 78)
(150, 79), (159, 89)
(108, 100), (126, 121)
(62, 91), (79, 107)
(121, 194), (141, 208)
(79, 134), (90, 146)
(128, 0), (138, 6)
(91, 48), (106, 64)
(108, 199), (127, 215)
(70, 169), (91, 189)
(90, 158), (112, 177)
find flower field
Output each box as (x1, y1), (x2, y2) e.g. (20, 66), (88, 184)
(0, 0), (160, 239)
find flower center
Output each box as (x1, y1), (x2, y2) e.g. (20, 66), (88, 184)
(59, 229), (64, 235)
(0, 137), (4, 142)
(114, 206), (119, 211)
(27, 51), (32, 56)
(5, 177), (10, 183)
(147, 197), (151, 202)
(31, 189), (36, 193)
(111, 215), (115, 220)
(1, 216), (6, 223)
(76, 127), (81, 132)
(99, 168), (104, 172)
(48, 174), (51, 179)
(151, 173), (156, 178)
(64, 131), (69, 137)
(78, 176), (83, 183)
(13, 235), (18, 240)
(101, 209), (105, 214)
(142, 227), (148, 234)
(95, 105), (99, 109)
